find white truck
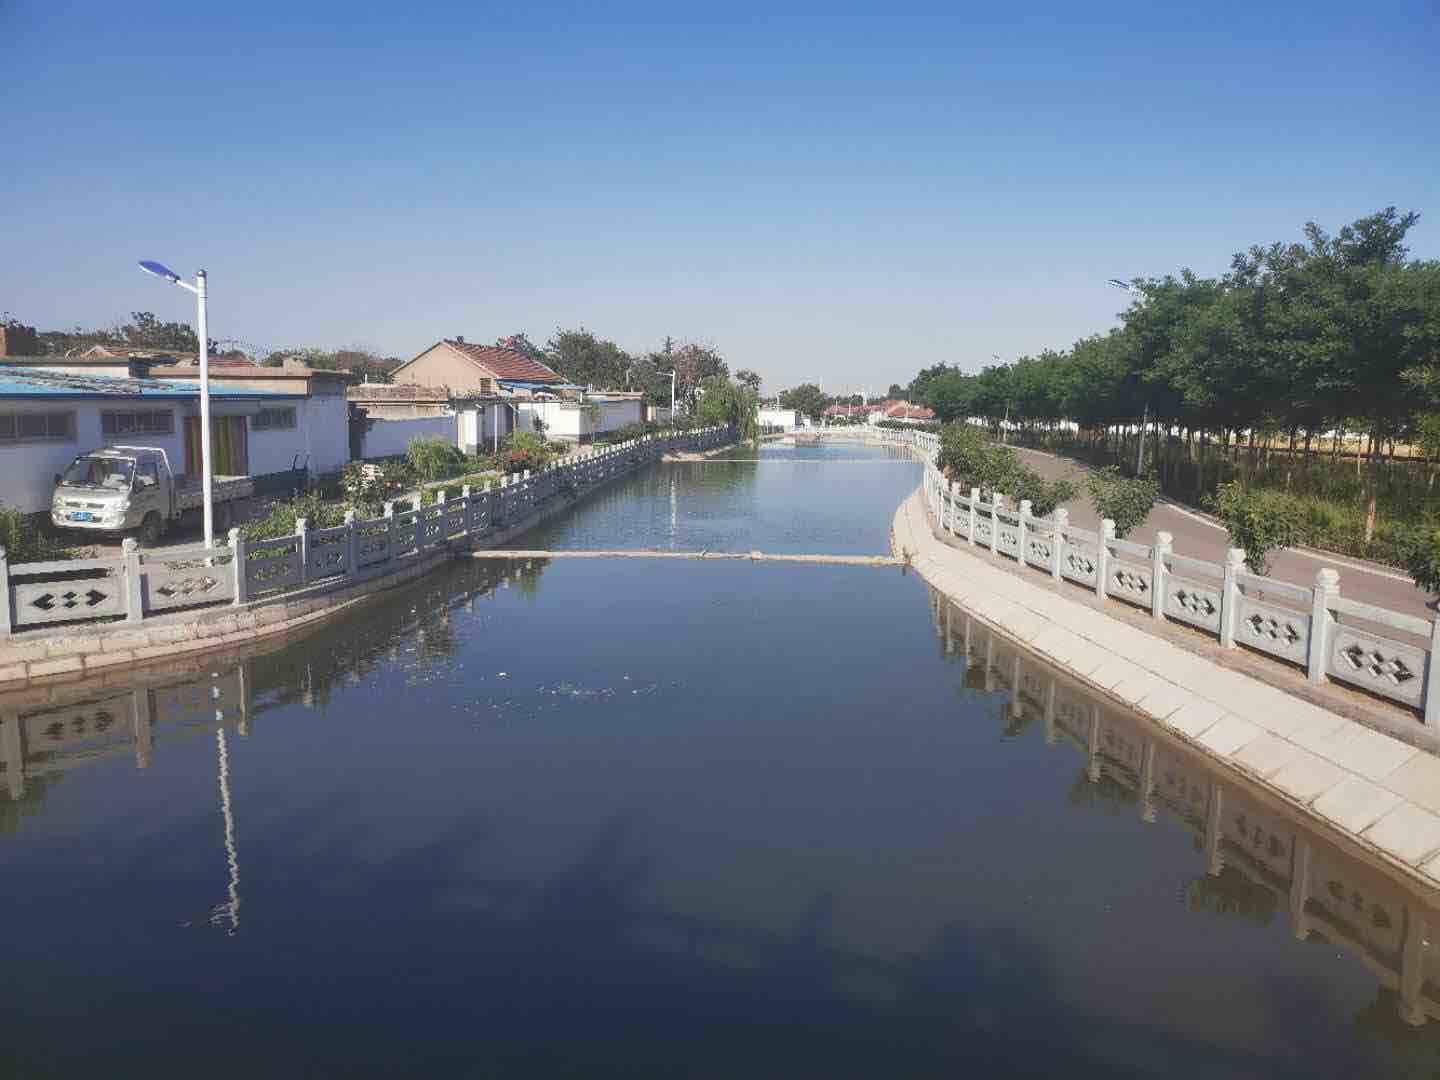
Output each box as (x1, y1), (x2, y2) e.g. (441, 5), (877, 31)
(50, 446), (255, 545)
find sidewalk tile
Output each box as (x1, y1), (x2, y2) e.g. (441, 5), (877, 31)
(1232, 733), (1307, 778)
(1310, 723), (1419, 783)
(1136, 683), (1190, 721)
(1363, 804), (1440, 866)
(1313, 776), (1404, 833)
(1271, 751), (1349, 804)
(1382, 754), (1440, 816)
(1196, 714), (1263, 757)
(1164, 699), (1228, 738)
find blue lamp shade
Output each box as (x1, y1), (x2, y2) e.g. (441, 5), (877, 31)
(138, 260), (181, 282)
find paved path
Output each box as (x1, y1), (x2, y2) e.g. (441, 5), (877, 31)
(892, 488), (1440, 893)
(1011, 447), (1431, 623)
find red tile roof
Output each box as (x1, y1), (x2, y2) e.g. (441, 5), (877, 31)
(884, 401), (935, 420)
(445, 339), (562, 383)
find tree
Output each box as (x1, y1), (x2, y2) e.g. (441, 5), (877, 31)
(886, 383), (907, 399)
(544, 328), (633, 390)
(735, 368), (763, 395)
(694, 375), (759, 439)
(669, 342), (728, 411)
(779, 383), (829, 421)
(1086, 467), (1159, 539)
(123, 311), (198, 352)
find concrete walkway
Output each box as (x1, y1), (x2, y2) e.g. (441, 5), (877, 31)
(892, 487), (1440, 893)
(1012, 446), (1431, 624)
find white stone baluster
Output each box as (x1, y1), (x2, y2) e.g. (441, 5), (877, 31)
(1308, 568), (1338, 686)
(1096, 519), (1115, 600)
(1219, 547), (1245, 648)
(1051, 508), (1067, 582)
(1151, 531), (1172, 621)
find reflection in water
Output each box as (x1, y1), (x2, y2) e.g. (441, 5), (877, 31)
(927, 584), (1440, 1038)
(2, 555), (1436, 1070)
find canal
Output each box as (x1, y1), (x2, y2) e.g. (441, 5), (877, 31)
(1, 441), (1436, 1077)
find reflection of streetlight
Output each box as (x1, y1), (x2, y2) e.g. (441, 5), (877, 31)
(138, 260), (215, 548)
(1107, 277), (1149, 475)
(211, 727), (241, 934)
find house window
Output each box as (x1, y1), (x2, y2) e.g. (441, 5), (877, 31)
(0, 411), (75, 443)
(101, 409), (174, 437)
(251, 407), (297, 431)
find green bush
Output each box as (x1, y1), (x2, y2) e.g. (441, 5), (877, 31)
(1402, 527), (1440, 597)
(1211, 482), (1306, 575)
(240, 494), (347, 541)
(1086, 466), (1159, 539)
(936, 422), (1075, 515)
(405, 436), (467, 483)
(0, 505), (74, 563)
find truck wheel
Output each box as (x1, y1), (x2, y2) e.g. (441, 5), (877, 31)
(139, 512), (165, 548)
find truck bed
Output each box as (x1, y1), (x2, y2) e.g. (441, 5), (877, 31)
(173, 474), (254, 511)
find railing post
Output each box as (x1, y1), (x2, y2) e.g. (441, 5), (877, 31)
(1096, 519), (1115, 601)
(461, 485), (472, 534)
(968, 487), (979, 547)
(0, 545), (11, 634)
(1151, 531), (1172, 621)
(1051, 509), (1067, 582)
(230, 527), (247, 605)
(1018, 499), (1032, 564)
(948, 481), (959, 537)
(344, 509), (358, 576)
(383, 501), (395, 564)
(1308, 568), (1338, 687)
(990, 494), (1003, 556)
(121, 538), (144, 623)
(296, 518), (310, 586)
(1427, 611), (1440, 727)
(1219, 547), (1245, 648)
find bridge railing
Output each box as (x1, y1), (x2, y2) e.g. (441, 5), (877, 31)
(0, 426), (734, 636)
(918, 453), (1440, 726)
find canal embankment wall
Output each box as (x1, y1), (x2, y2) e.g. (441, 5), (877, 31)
(0, 426), (737, 685)
(893, 486), (1440, 892)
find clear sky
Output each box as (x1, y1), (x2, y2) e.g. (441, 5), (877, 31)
(2, 2), (1436, 394)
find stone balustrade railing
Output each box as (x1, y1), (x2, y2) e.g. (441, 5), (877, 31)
(912, 450), (1440, 726)
(0, 426), (733, 637)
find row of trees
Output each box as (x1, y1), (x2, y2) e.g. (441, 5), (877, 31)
(903, 208), (1439, 463)
(516, 330), (762, 411)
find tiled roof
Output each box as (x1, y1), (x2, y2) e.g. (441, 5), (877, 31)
(885, 401), (935, 420)
(445, 340), (562, 383)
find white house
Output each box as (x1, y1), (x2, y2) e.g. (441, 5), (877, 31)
(0, 365), (338, 513)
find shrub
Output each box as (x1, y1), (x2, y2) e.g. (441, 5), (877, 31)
(240, 494), (347, 541)
(936, 422), (1076, 515)
(1403, 526), (1440, 597)
(1086, 466), (1159, 539)
(1211, 482), (1306, 575)
(0, 505), (74, 563)
(405, 436), (467, 483)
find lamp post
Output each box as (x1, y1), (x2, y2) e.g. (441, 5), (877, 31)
(138, 260), (214, 548)
(1107, 277), (1149, 475)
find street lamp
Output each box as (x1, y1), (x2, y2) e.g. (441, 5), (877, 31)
(138, 260), (215, 548)
(1107, 277), (1149, 475)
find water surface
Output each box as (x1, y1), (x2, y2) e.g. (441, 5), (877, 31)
(1, 449), (1437, 1078)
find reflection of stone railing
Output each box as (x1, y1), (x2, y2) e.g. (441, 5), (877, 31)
(913, 449), (1439, 727)
(0, 427), (732, 638)
(927, 587), (1440, 1028)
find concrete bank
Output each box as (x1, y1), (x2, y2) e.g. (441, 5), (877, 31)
(892, 487), (1440, 892)
(0, 430), (739, 686)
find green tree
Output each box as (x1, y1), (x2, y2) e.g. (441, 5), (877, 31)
(1086, 467), (1159, 539)
(735, 368), (763, 395)
(778, 383), (829, 421)
(544, 328), (634, 390)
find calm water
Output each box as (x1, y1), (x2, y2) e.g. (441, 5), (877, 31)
(1, 443), (1438, 1078)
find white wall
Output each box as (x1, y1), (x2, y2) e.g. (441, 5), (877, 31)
(759, 407), (799, 429)
(518, 398), (643, 441)
(594, 398), (642, 433)
(358, 415), (456, 460)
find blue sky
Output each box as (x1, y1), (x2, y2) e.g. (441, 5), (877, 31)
(2, 2), (1436, 393)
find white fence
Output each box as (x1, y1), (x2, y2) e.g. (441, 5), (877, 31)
(0, 427), (732, 637)
(874, 427), (1439, 727)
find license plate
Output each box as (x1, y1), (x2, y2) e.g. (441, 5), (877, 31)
(71, 512), (94, 522)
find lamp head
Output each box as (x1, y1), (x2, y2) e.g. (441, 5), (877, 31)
(138, 260), (182, 285)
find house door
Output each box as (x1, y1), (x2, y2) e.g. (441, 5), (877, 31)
(184, 416), (249, 477)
